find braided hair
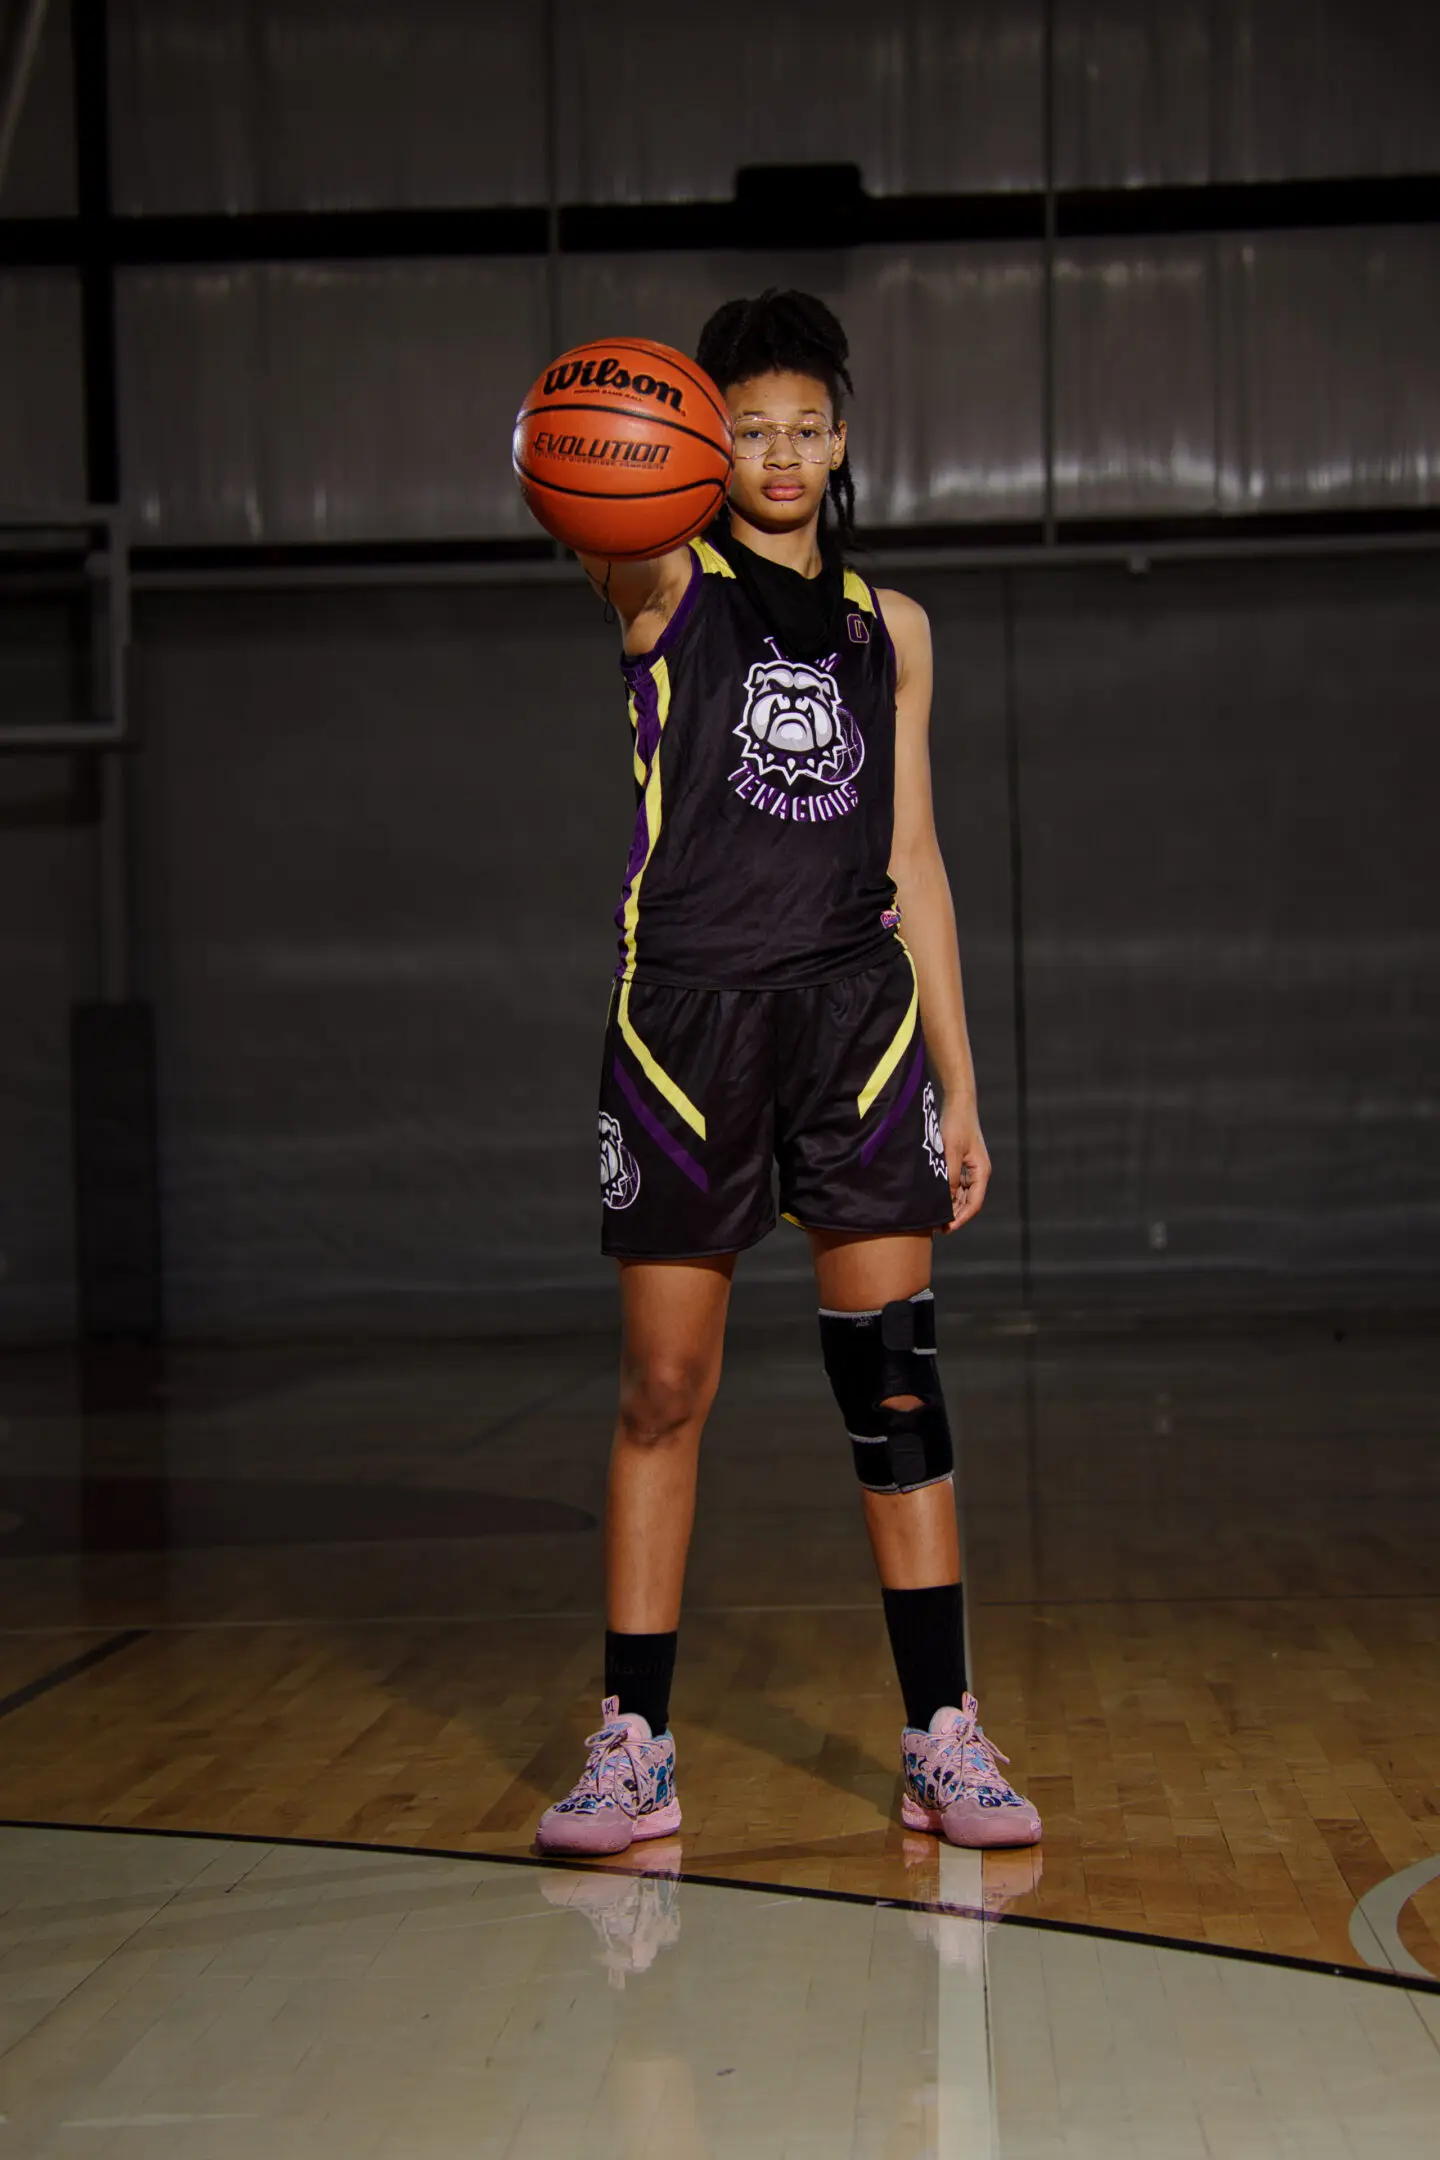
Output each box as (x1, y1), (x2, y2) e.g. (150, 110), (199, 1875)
(696, 289), (858, 555)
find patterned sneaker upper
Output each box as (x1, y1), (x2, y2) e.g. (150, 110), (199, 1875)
(545, 1696), (676, 1823)
(904, 1694), (1034, 1822)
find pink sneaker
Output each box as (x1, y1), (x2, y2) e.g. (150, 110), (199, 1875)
(900, 1696), (1042, 1849)
(535, 1696), (682, 1856)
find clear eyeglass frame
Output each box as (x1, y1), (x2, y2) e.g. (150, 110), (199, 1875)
(731, 421), (837, 464)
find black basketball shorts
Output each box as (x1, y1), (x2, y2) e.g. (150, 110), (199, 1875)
(597, 945), (954, 1258)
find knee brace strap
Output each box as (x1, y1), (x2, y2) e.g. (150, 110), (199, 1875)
(818, 1288), (954, 1496)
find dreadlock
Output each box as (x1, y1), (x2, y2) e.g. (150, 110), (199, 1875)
(696, 289), (858, 555)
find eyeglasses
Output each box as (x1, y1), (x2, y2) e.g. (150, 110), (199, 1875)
(732, 421), (837, 464)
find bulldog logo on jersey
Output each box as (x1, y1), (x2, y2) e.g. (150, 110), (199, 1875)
(729, 641), (864, 824)
(922, 1082), (948, 1179)
(598, 1112), (641, 1210)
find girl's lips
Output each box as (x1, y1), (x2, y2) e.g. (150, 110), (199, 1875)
(762, 484), (805, 500)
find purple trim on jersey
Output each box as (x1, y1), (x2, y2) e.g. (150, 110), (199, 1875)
(619, 545), (704, 682)
(859, 1042), (924, 1166)
(613, 1057), (710, 1192)
(613, 798), (651, 958)
(630, 658), (665, 776)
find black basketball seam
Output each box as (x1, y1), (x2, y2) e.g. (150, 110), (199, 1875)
(515, 466), (727, 504)
(554, 342), (733, 435)
(602, 480), (730, 558)
(687, 374), (732, 432)
(517, 402), (732, 461)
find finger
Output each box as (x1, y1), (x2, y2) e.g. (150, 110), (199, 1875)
(950, 1160), (986, 1221)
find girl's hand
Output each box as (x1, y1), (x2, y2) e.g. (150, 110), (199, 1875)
(939, 1104), (990, 1232)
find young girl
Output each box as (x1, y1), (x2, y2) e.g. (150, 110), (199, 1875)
(533, 290), (1040, 1858)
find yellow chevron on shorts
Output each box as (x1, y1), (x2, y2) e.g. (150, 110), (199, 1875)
(857, 943), (918, 1118)
(843, 568), (875, 613)
(617, 978), (706, 1139)
(690, 538), (736, 578)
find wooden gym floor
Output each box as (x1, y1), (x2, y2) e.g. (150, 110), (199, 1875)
(0, 1315), (1437, 1983)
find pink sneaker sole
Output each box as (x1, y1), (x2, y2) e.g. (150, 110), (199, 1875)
(536, 1797), (682, 1857)
(901, 1789), (1042, 1850)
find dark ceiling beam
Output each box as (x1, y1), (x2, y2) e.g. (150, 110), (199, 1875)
(126, 503), (1440, 581)
(2, 170), (1438, 270)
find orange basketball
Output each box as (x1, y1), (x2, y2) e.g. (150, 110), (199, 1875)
(512, 338), (734, 560)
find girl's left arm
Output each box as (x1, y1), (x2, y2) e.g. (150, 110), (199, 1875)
(879, 587), (991, 1231)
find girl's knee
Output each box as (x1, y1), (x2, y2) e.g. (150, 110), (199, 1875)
(617, 1358), (716, 1448)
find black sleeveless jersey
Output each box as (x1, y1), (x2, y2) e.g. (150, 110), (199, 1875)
(614, 537), (901, 991)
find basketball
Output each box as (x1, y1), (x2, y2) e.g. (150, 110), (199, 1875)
(512, 338), (734, 560)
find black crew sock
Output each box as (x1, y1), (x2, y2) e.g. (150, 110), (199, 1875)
(604, 1628), (678, 1736)
(881, 1583), (968, 1732)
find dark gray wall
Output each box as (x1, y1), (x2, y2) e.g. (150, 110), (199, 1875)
(106, 231), (1440, 547)
(0, 754), (91, 1338)
(4, 552), (1436, 1341)
(100, 0), (1440, 210)
(9, 5), (1440, 534)
(1014, 555), (1440, 1293)
(131, 581), (628, 1337)
(4, 0), (1439, 1340)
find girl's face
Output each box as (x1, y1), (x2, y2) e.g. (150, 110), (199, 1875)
(724, 371), (847, 535)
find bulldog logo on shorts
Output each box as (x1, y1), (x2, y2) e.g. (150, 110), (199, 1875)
(598, 1111), (641, 1210)
(922, 1082), (948, 1179)
(729, 641), (864, 824)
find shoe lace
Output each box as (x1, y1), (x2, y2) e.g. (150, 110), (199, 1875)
(567, 1719), (644, 1811)
(960, 1715), (1012, 1789)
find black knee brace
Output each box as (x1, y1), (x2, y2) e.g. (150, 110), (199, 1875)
(818, 1288), (954, 1496)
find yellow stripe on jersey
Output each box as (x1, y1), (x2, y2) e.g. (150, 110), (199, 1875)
(620, 656), (672, 978)
(857, 941), (918, 1118)
(615, 653), (706, 1137)
(690, 538), (736, 578)
(843, 568), (875, 613)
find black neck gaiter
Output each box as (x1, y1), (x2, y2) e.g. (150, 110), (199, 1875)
(713, 522), (847, 664)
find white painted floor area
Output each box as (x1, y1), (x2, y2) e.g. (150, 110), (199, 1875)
(0, 1827), (1436, 2158)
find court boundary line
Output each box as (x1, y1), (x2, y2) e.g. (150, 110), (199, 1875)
(1, 1589), (1437, 1637)
(0, 1633), (147, 1722)
(1350, 1855), (1440, 1981)
(0, 1607), (883, 1633)
(0, 1814), (1435, 2000)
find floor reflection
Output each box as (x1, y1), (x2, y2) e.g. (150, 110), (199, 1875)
(0, 1826), (1435, 2158)
(540, 1838), (685, 1988)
